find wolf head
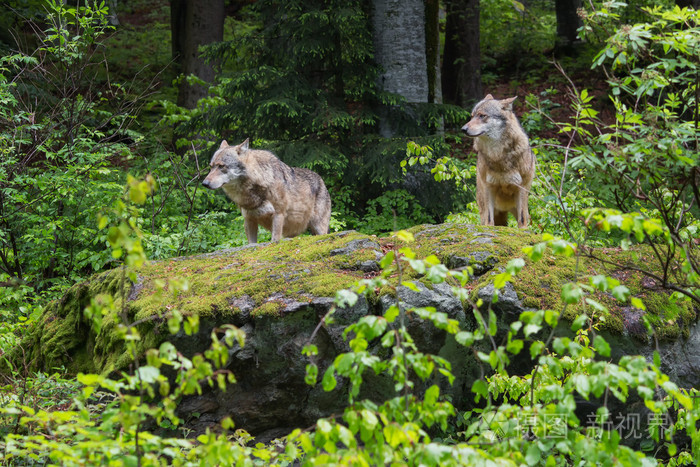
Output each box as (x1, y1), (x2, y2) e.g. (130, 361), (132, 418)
(461, 94), (517, 139)
(202, 139), (250, 190)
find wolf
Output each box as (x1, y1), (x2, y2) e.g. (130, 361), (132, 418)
(202, 139), (331, 244)
(462, 94), (536, 228)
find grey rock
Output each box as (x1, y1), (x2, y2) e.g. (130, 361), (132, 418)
(476, 281), (525, 316)
(447, 251), (497, 276)
(329, 238), (381, 257)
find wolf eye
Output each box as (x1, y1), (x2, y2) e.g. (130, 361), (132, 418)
(478, 113), (487, 119)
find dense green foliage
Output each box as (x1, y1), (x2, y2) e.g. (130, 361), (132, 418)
(1, 0), (699, 465)
(0, 1), (128, 302)
(186, 0), (469, 230)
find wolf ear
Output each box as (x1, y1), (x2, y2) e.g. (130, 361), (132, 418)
(500, 96), (517, 111)
(219, 140), (229, 150)
(484, 94), (494, 100)
(240, 138), (250, 151)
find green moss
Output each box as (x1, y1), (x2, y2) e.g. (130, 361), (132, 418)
(10, 225), (696, 377)
(252, 301), (285, 317)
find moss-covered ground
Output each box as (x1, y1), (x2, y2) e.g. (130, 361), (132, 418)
(8, 225), (696, 377)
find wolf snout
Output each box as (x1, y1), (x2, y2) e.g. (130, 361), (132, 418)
(202, 178), (212, 189)
(462, 123), (481, 137)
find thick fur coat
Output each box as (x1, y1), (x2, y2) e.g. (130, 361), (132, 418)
(462, 95), (536, 228)
(202, 139), (331, 243)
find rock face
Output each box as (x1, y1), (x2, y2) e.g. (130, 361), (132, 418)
(9, 224), (698, 437)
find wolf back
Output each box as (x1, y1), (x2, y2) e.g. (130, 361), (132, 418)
(462, 94), (535, 228)
(202, 139), (331, 243)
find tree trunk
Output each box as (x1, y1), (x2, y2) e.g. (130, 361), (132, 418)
(425, 0), (442, 105)
(170, 0), (186, 67)
(171, 0), (225, 109)
(442, 0), (482, 109)
(372, 0), (429, 137)
(554, 0), (582, 50)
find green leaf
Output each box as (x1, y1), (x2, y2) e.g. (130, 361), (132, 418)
(493, 272), (510, 289)
(302, 344), (318, 357)
(396, 230), (414, 243)
(530, 341), (545, 359)
(384, 423), (405, 447)
(572, 373), (591, 399)
(455, 331), (474, 347)
(611, 285), (630, 301)
(77, 373), (100, 386)
(544, 310), (559, 328)
(336, 289), (358, 308)
(523, 241), (546, 261)
(136, 365), (160, 384)
(379, 251), (395, 269)
(561, 282), (583, 304)
(322, 366), (337, 392)
(630, 297), (646, 311)
(526, 444), (541, 466)
(593, 335), (611, 357)
(97, 215), (109, 229)
(524, 323), (541, 338)
(506, 257), (525, 274)
(488, 309), (498, 336)
(571, 314), (588, 332)
(424, 384), (440, 406)
(335, 353), (355, 374)
(471, 379), (488, 401)
(305, 363), (318, 386)
(384, 304), (400, 323)
(507, 339), (524, 355)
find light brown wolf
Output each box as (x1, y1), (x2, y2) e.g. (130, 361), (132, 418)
(202, 139), (331, 243)
(462, 94), (536, 228)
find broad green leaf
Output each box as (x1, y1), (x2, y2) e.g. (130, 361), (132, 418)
(530, 341), (545, 359)
(526, 444), (541, 466)
(471, 379), (488, 400)
(488, 309), (498, 336)
(571, 314), (588, 332)
(630, 297), (646, 311)
(593, 335), (611, 357)
(561, 282), (583, 304)
(507, 338), (524, 355)
(322, 366), (337, 392)
(136, 365), (160, 384)
(384, 304), (400, 323)
(455, 331), (475, 347)
(396, 230), (414, 243)
(611, 285), (630, 301)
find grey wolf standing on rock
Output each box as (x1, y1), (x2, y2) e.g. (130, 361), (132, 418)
(202, 139), (332, 243)
(462, 94), (536, 228)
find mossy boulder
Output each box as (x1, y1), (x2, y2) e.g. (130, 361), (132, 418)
(8, 224), (698, 436)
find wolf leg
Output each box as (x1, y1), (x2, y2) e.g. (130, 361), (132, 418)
(309, 218), (330, 235)
(244, 218), (259, 244)
(271, 213), (285, 242)
(485, 190), (496, 225)
(516, 188), (529, 228)
(477, 181), (495, 226)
